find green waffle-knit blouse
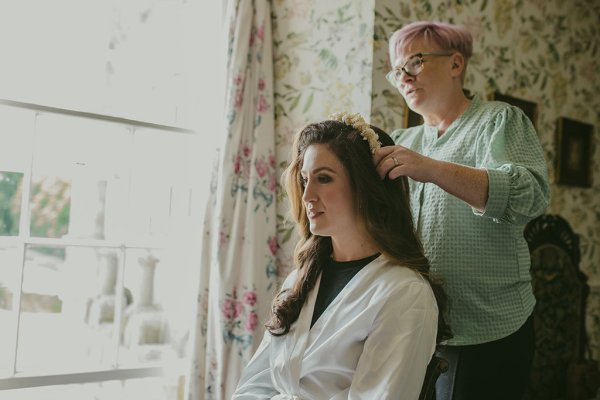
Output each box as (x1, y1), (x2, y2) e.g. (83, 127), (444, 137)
(391, 95), (550, 345)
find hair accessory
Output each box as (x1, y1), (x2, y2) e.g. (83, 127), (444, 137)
(329, 112), (382, 154)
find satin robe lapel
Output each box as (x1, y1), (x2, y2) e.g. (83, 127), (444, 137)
(307, 255), (384, 333)
(286, 273), (321, 392)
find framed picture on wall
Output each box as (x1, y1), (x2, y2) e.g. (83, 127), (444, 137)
(555, 117), (594, 188)
(490, 92), (538, 129)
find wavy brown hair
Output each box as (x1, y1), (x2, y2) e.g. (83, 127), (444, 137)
(265, 120), (451, 343)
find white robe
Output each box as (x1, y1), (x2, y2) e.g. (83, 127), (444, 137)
(232, 255), (438, 400)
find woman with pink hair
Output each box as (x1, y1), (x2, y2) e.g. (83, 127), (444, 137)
(375, 21), (550, 400)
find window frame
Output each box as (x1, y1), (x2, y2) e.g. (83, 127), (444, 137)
(0, 99), (196, 391)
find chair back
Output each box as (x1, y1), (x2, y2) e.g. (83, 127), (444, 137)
(419, 354), (449, 400)
(523, 214), (589, 399)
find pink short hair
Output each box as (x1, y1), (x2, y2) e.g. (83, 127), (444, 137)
(388, 21), (473, 65)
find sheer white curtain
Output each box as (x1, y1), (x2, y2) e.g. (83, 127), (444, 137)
(186, 0), (277, 399)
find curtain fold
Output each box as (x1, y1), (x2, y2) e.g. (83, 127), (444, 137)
(187, 0), (277, 399)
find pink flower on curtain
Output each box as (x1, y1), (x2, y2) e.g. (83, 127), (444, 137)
(256, 25), (264, 41)
(220, 285), (259, 355)
(268, 236), (278, 256)
(258, 78), (265, 91)
(221, 298), (243, 320)
(234, 155), (242, 174)
(255, 158), (269, 177)
(243, 291), (257, 306)
(234, 74), (243, 86)
(249, 28), (255, 47)
(267, 173), (276, 193)
(219, 231), (230, 249)
(231, 142), (256, 197)
(245, 311), (258, 332)
(250, 152), (277, 209)
(234, 90), (243, 109)
(257, 95), (268, 113)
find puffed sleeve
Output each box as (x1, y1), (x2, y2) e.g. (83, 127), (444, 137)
(474, 104), (550, 224)
(344, 279), (438, 400)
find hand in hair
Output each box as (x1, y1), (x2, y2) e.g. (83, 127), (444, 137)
(373, 144), (438, 182)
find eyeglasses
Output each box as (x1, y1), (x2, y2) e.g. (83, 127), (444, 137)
(386, 52), (454, 86)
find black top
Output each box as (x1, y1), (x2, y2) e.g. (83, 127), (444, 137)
(310, 253), (380, 328)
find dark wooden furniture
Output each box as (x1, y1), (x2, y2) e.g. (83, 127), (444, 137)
(523, 214), (595, 399)
(419, 354), (449, 400)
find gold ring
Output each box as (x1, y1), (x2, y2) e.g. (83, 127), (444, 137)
(392, 156), (399, 167)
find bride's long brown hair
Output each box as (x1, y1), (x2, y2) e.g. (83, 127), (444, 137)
(265, 120), (451, 343)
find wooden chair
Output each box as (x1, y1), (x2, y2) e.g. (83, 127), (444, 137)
(522, 214), (597, 399)
(419, 354), (449, 400)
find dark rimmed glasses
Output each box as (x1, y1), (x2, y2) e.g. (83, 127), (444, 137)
(386, 52), (454, 86)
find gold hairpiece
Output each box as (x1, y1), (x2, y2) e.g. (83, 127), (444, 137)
(329, 112), (381, 154)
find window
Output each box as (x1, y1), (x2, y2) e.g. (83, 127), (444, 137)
(0, 103), (205, 398)
(0, 0), (224, 398)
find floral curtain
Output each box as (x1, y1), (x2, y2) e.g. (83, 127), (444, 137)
(186, 0), (277, 399)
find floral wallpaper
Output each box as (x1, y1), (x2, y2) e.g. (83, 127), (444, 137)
(271, 0), (375, 276)
(271, 0), (600, 368)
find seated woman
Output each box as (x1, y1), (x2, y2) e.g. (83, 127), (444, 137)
(233, 113), (451, 399)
